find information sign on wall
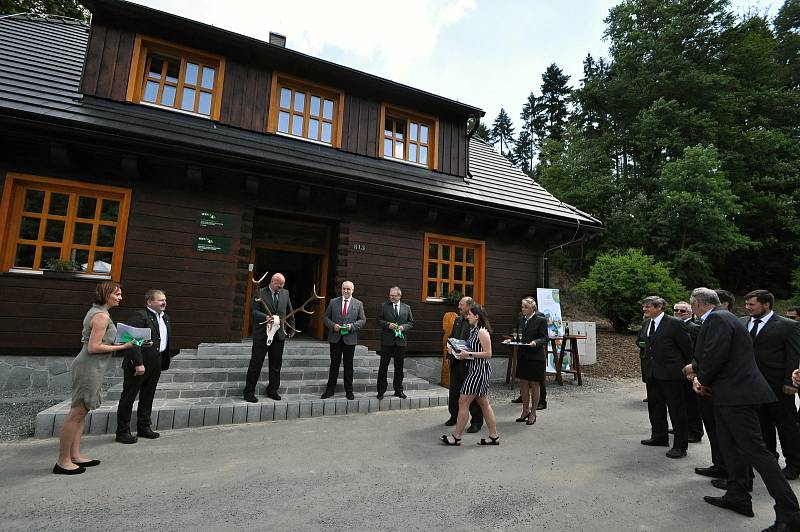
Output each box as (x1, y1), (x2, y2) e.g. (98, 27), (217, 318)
(194, 235), (231, 253)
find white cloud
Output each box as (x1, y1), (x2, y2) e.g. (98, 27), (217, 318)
(133, 0), (475, 78)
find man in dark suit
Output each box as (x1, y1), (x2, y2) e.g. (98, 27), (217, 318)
(637, 296), (693, 458)
(673, 301), (704, 442)
(445, 296), (483, 433)
(686, 289), (738, 479)
(690, 287), (800, 530)
(116, 289), (172, 444)
(743, 290), (800, 480)
(321, 280), (366, 400)
(244, 273), (293, 402)
(376, 286), (414, 400)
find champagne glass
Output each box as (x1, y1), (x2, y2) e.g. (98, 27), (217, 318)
(512, 328), (519, 342)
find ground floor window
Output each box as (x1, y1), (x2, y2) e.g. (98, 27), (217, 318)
(422, 233), (485, 303)
(0, 173), (132, 280)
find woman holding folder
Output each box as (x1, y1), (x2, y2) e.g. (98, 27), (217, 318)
(54, 282), (133, 475)
(441, 303), (500, 446)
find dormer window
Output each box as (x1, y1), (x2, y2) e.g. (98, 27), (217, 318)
(268, 74), (343, 147)
(127, 35), (225, 120)
(380, 105), (438, 170)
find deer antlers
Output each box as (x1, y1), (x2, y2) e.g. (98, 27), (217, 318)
(251, 271), (325, 339)
(283, 285), (325, 337)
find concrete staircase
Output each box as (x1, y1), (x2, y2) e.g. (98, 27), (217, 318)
(35, 339), (448, 437)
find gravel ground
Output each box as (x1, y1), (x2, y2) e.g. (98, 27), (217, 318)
(0, 397), (63, 441)
(584, 326), (642, 379)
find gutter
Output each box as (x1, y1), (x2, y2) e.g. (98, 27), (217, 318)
(464, 113), (481, 183)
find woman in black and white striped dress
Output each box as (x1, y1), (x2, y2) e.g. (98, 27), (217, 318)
(441, 303), (499, 446)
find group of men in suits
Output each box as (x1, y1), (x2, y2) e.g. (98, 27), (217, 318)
(116, 289), (173, 444)
(640, 287), (800, 531)
(245, 277), (414, 402)
(320, 281), (414, 400)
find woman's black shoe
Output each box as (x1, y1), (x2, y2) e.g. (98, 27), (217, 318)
(53, 463), (86, 475)
(73, 459), (100, 467)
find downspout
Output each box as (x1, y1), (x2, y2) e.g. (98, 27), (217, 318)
(542, 216), (585, 288)
(464, 112), (481, 182)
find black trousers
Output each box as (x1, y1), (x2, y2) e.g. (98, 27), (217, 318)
(326, 339), (355, 393)
(759, 388), (800, 471)
(716, 404), (800, 522)
(377, 345), (405, 394)
(684, 379), (704, 438)
(699, 394), (725, 468)
(116, 353), (162, 434)
(540, 375), (547, 404)
(244, 337), (284, 396)
(448, 357), (483, 427)
(646, 378), (688, 450)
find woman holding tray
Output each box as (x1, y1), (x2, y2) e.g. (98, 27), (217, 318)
(441, 303), (500, 446)
(54, 282), (133, 475)
(509, 297), (549, 425)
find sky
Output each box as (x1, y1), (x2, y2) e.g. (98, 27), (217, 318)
(130, 0), (786, 129)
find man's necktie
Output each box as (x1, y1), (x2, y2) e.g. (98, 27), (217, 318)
(272, 291), (278, 309)
(394, 303), (399, 318)
(648, 320), (656, 337)
(750, 318), (761, 341)
(342, 299), (348, 317)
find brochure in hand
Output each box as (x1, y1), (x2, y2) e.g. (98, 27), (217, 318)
(115, 323), (152, 346)
(447, 338), (473, 358)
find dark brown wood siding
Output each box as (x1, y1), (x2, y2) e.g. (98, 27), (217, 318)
(79, 25), (469, 176)
(218, 60), (270, 132)
(345, 217), (541, 354)
(0, 170), (244, 354)
(80, 23), (135, 101)
(438, 119), (467, 177)
(341, 94), (380, 157)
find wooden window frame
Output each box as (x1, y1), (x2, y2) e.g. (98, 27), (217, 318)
(126, 34), (226, 120)
(422, 233), (485, 303)
(267, 73), (345, 148)
(379, 104), (439, 170)
(0, 173), (132, 281)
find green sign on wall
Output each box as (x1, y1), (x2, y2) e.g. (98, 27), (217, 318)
(194, 235), (231, 253)
(197, 210), (233, 228)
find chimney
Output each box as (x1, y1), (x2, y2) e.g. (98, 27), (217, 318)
(269, 32), (286, 48)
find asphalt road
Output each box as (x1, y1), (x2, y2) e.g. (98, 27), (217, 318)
(0, 379), (785, 531)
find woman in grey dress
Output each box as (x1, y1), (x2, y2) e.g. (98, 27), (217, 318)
(441, 303), (499, 446)
(54, 282), (133, 475)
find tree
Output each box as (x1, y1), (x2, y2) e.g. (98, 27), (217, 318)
(650, 144), (750, 268)
(490, 108), (515, 156)
(536, 63), (571, 143)
(775, 0), (800, 89)
(576, 249), (687, 332)
(518, 92), (542, 173)
(0, 0), (90, 21)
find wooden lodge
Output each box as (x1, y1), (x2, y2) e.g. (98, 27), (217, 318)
(0, 1), (602, 356)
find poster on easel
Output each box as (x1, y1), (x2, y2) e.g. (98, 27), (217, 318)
(537, 288), (570, 373)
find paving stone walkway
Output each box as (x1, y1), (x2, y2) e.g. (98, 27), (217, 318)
(35, 339), (448, 437)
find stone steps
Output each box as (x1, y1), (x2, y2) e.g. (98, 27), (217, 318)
(104, 366), (407, 387)
(102, 376), (434, 400)
(34, 340), (447, 437)
(35, 388), (449, 437)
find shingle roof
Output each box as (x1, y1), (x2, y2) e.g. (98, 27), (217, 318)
(0, 14), (601, 229)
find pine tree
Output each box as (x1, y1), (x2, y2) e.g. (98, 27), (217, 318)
(490, 108), (515, 156)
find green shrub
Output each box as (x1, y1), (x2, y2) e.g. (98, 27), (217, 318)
(576, 249), (688, 332)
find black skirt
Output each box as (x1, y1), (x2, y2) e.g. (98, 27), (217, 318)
(516, 357), (545, 382)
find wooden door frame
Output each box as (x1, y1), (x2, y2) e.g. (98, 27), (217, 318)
(243, 242), (329, 339)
